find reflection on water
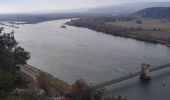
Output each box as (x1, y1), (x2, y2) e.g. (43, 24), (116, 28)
(1, 19), (170, 100)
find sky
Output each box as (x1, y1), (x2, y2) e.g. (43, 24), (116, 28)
(0, 0), (170, 13)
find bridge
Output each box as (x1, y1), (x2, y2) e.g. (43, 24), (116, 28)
(93, 63), (170, 89)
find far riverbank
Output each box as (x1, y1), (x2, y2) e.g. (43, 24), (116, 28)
(67, 18), (170, 47)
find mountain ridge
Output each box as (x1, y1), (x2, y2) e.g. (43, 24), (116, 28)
(87, 2), (170, 14)
(133, 7), (170, 18)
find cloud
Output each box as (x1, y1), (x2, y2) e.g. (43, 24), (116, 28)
(0, 0), (170, 13)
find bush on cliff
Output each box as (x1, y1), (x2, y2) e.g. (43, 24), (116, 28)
(69, 79), (128, 100)
(0, 27), (30, 98)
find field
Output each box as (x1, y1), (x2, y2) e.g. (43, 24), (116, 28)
(107, 19), (170, 40)
(108, 19), (170, 31)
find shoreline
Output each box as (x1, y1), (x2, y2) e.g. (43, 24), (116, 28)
(20, 64), (72, 97)
(67, 19), (170, 47)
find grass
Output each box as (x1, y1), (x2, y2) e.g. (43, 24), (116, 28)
(107, 18), (170, 42)
(108, 19), (170, 32)
(68, 18), (170, 46)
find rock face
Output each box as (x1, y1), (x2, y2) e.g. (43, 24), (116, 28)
(11, 88), (37, 96)
(36, 89), (46, 96)
(11, 88), (46, 97)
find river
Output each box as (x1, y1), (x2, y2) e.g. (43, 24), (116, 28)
(1, 19), (170, 100)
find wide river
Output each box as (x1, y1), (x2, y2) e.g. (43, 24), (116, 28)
(2, 19), (170, 100)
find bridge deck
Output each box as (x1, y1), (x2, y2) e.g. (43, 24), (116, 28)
(94, 63), (170, 89)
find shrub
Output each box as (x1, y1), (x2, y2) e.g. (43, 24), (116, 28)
(136, 20), (143, 24)
(0, 27), (30, 98)
(0, 27), (30, 73)
(0, 72), (21, 98)
(70, 79), (127, 100)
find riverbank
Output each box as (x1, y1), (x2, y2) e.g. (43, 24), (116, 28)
(0, 23), (19, 28)
(67, 18), (170, 47)
(19, 65), (72, 97)
(6, 18), (170, 100)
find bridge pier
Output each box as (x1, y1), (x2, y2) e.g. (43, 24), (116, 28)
(140, 63), (151, 80)
(94, 63), (170, 88)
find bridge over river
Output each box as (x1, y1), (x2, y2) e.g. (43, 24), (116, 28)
(93, 63), (170, 89)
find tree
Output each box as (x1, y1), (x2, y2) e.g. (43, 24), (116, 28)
(70, 79), (127, 100)
(0, 27), (30, 73)
(70, 79), (104, 100)
(167, 38), (170, 44)
(0, 72), (22, 98)
(136, 19), (143, 24)
(71, 79), (91, 100)
(0, 27), (30, 98)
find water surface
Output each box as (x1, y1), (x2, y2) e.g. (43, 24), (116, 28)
(1, 19), (170, 100)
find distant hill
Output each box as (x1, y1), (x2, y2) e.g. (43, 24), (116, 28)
(87, 2), (170, 14)
(133, 7), (170, 18)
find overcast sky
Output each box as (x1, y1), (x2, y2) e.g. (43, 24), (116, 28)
(0, 0), (170, 13)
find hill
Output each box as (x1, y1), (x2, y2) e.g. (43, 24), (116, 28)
(134, 7), (170, 18)
(87, 2), (170, 14)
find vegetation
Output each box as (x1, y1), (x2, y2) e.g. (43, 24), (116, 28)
(136, 19), (143, 24)
(68, 18), (128, 37)
(3, 95), (42, 100)
(0, 27), (30, 73)
(93, 16), (134, 22)
(0, 27), (30, 98)
(70, 79), (93, 100)
(68, 18), (170, 46)
(68, 79), (127, 100)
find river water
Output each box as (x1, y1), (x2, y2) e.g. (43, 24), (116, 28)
(1, 19), (170, 100)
